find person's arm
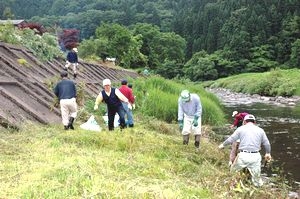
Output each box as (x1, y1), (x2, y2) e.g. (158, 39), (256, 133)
(115, 88), (129, 103)
(94, 92), (103, 110)
(53, 84), (59, 97)
(219, 130), (240, 148)
(261, 131), (272, 161)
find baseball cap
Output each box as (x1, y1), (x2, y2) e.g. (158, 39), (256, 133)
(72, 48), (78, 52)
(244, 114), (256, 121)
(180, 90), (190, 102)
(121, 79), (127, 85)
(232, 111), (238, 117)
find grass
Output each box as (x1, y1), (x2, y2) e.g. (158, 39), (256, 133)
(0, 120), (290, 198)
(206, 68), (300, 97)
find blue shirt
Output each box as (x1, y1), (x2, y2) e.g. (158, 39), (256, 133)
(54, 79), (76, 100)
(178, 93), (202, 120)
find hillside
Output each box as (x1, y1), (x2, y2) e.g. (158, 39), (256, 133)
(0, 42), (140, 129)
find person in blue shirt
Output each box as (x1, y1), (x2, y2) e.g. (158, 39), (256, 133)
(54, 70), (77, 130)
(178, 90), (202, 150)
(65, 48), (78, 79)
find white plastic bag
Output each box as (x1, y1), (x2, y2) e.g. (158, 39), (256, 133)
(80, 115), (101, 132)
(102, 113), (119, 127)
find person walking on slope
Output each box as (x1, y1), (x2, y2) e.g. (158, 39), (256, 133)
(94, 79), (129, 131)
(229, 111), (249, 165)
(219, 114), (272, 187)
(54, 70), (77, 130)
(178, 90), (202, 150)
(65, 47), (78, 79)
(119, 79), (135, 127)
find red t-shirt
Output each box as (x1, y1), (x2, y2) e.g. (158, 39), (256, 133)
(119, 85), (135, 104)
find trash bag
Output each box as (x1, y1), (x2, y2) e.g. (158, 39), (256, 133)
(80, 115), (101, 132)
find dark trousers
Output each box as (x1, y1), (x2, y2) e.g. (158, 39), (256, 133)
(107, 105), (126, 130)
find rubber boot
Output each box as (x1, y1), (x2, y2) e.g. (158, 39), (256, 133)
(64, 125), (69, 130)
(68, 117), (75, 130)
(129, 124), (134, 128)
(183, 135), (189, 145)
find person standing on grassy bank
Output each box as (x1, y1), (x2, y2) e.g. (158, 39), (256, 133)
(54, 70), (77, 130)
(94, 79), (129, 131)
(178, 90), (202, 150)
(119, 79), (135, 127)
(219, 114), (272, 187)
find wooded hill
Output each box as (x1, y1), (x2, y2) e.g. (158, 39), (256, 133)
(1, 0), (300, 81)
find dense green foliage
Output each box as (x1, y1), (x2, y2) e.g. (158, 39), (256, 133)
(0, 23), (63, 61)
(1, 0), (299, 81)
(207, 68), (300, 97)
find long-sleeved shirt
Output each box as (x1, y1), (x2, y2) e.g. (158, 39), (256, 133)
(95, 87), (128, 106)
(233, 112), (248, 127)
(54, 79), (76, 100)
(67, 51), (78, 63)
(223, 122), (271, 153)
(178, 93), (202, 120)
(119, 85), (135, 104)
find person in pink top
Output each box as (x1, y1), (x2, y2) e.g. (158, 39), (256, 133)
(229, 111), (249, 165)
(119, 79), (135, 127)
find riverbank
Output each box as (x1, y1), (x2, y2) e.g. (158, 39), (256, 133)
(207, 88), (300, 107)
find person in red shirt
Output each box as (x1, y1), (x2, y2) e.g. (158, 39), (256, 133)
(229, 111), (249, 165)
(119, 79), (135, 127)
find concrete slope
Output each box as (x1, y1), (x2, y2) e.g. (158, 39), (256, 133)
(0, 42), (141, 128)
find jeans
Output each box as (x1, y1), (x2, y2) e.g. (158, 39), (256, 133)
(122, 102), (134, 126)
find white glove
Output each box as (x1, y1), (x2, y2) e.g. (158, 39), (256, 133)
(128, 103), (132, 110)
(132, 104), (135, 110)
(218, 143), (224, 149)
(94, 104), (98, 110)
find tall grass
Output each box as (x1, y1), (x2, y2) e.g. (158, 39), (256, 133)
(129, 76), (226, 126)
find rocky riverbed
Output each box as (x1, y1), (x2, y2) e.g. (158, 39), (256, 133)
(207, 88), (300, 107)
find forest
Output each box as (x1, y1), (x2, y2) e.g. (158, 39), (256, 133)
(1, 0), (299, 81)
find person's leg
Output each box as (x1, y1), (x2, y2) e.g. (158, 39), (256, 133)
(182, 117), (193, 145)
(60, 100), (69, 130)
(67, 98), (77, 130)
(192, 117), (201, 149)
(230, 142), (239, 165)
(127, 108), (134, 127)
(121, 102), (129, 127)
(117, 105), (126, 129)
(107, 108), (116, 131)
(246, 154), (263, 187)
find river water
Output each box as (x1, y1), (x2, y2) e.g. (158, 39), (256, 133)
(208, 89), (300, 188)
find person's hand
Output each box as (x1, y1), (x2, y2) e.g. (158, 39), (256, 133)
(218, 143), (224, 149)
(128, 103), (132, 110)
(132, 104), (136, 110)
(178, 120), (183, 131)
(93, 104), (98, 110)
(230, 125), (234, 129)
(265, 153), (272, 162)
(193, 116), (199, 127)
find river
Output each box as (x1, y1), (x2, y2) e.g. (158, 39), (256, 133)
(208, 88), (300, 188)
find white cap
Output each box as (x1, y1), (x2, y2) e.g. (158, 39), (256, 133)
(103, 79), (111, 86)
(72, 48), (78, 52)
(232, 111), (238, 117)
(244, 114), (255, 121)
(180, 90), (190, 102)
